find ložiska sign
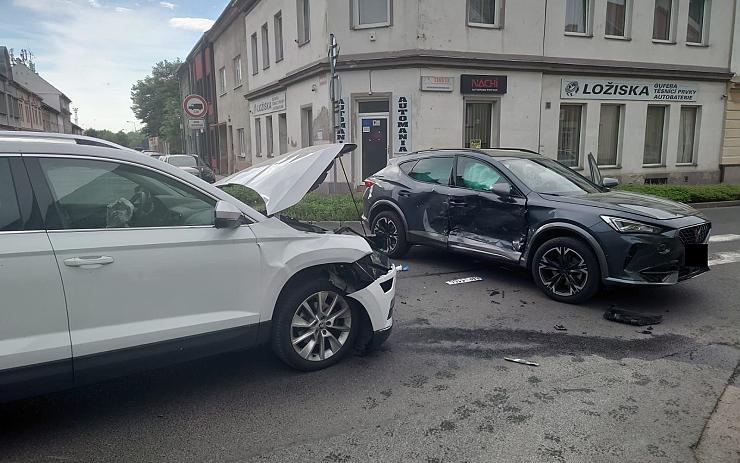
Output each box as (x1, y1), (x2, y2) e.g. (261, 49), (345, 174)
(251, 92), (286, 116)
(394, 96), (412, 154)
(561, 79), (698, 102)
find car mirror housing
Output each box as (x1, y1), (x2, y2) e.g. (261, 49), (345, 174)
(489, 183), (513, 197)
(602, 177), (620, 189)
(215, 200), (244, 228)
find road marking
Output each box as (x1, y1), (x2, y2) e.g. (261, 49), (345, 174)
(708, 252), (740, 267)
(709, 234), (740, 243)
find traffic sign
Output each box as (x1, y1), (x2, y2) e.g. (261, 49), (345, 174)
(182, 94), (207, 119)
(187, 119), (205, 130)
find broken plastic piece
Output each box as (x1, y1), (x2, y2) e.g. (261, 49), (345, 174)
(554, 324), (567, 331)
(446, 276), (484, 285)
(637, 330), (653, 335)
(395, 264), (409, 272)
(504, 357), (539, 367)
(603, 307), (662, 326)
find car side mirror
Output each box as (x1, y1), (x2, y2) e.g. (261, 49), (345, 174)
(489, 183), (513, 197)
(215, 200), (244, 228)
(602, 177), (619, 188)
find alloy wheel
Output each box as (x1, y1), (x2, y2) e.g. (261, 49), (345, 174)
(291, 291), (352, 362)
(537, 246), (589, 297)
(373, 217), (398, 253)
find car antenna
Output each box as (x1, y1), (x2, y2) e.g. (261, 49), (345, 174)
(338, 155), (368, 236)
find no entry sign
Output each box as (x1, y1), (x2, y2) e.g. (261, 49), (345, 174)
(182, 94), (207, 118)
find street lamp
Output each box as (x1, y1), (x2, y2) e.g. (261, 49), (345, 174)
(126, 120), (138, 132)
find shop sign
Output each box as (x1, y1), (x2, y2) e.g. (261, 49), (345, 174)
(335, 98), (349, 143)
(394, 96), (412, 154)
(251, 92), (286, 116)
(560, 79), (698, 101)
(421, 76), (454, 92)
(460, 75), (507, 95)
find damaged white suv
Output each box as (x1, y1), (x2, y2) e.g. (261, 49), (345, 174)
(0, 133), (395, 402)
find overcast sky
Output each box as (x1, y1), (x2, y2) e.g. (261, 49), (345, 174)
(3, 0), (229, 131)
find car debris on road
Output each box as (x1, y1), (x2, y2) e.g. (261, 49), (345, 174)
(446, 276), (484, 285)
(603, 306), (663, 326)
(504, 358), (540, 367)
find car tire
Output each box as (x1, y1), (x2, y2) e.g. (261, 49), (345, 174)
(531, 237), (601, 304)
(271, 278), (360, 371)
(371, 210), (409, 258)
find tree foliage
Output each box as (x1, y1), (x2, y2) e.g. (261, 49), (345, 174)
(130, 59), (182, 151)
(83, 128), (147, 149)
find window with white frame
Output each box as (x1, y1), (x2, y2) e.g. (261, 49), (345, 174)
(605, 0), (630, 37)
(237, 128), (246, 158)
(266, 115), (274, 157)
(274, 11), (284, 62)
(233, 55), (242, 86)
(250, 33), (259, 75)
(353, 0), (391, 28)
(297, 0), (311, 44)
(565, 0), (591, 35)
(261, 23), (270, 69)
(678, 106), (699, 164)
(653, 0), (675, 41)
(687, 0), (709, 44)
(644, 105), (668, 165)
(468, 0), (499, 27)
(557, 104), (584, 167)
(255, 118), (262, 157)
(218, 67), (226, 94)
(278, 113), (288, 154)
(597, 104), (623, 166)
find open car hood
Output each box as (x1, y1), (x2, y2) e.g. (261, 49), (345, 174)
(216, 143), (356, 215)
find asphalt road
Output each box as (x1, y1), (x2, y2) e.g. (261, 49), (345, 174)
(2, 207), (740, 463)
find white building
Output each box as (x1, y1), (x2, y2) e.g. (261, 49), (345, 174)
(237, 0), (734, 186)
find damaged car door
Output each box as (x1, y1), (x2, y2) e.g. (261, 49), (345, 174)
(402, 155), (455, 246)
(448, 155), (527, 261)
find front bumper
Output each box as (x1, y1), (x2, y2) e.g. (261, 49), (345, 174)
(347, 265), (396, 332)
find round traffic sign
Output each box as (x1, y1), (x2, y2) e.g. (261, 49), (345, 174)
(182, 94), (208, 119)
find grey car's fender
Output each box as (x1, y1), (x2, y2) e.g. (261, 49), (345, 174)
(368, 199), (409, 230)
(524, 222), (610, 279)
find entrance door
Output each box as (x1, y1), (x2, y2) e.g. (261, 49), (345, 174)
(361, 116), (388, 180)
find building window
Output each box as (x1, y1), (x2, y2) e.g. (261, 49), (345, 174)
(233, 56), (242, 86)
(468, 0), (499, 27)
(297, 0), (311, 44)
(464, 102), (494, 149)
(274, 11), (284, 62)
(278, 113), (288, 154)
(644, 106), (668, 165)
(557, 104), (584, 167)
(687, 0), (708, 44)
(353, 0), (391, 28)
(653, 0), (675, 41)
(678, 106), (699, 164)
(0, 93), (6, 115)
(565, 0), (591, 35)
(250, 33), (259, 75)
(597, 104), (623, 166)
(237, 128), (246, 158)
(605, 0), (629, 37)
(261, 23), (270, 69)
(266, 115), (274, 158)
(301, 106), (313, 147)
(255, 118), (262, 157)
(218, 67), (226, 94)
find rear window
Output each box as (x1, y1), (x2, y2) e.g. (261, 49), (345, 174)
(0, 158), (22, 231)
(408, 157), (453, 185)
(399, 160), (417, 174)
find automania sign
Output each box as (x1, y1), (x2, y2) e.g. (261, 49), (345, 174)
(460, 75), (507, 95)
(561, 79), (698, 101)
(394, 96), (412, 154)
(335, 98), (348, 143)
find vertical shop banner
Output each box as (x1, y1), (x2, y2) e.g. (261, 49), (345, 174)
(335, 98), (349, 143)
(394, 96), (412, 154)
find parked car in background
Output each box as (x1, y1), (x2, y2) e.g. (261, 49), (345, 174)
(0, 133), (394, 402)
(363, 148), (710, 304)
(161, 154), (216, 183)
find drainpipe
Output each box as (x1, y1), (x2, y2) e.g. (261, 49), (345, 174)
(537, 0), (548, 154)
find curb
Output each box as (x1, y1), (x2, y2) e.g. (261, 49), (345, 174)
(690, 200), (740, 209)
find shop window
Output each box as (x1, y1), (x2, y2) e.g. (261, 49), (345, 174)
(687, 0), (709, 44)
(605, 0), (630, 37)
(678, 106), (699, 164)
(278, 113), (288, 154)
(408, 157), (453, 185)
(353, 0), (391, 28)
(261, 23), (270, 69)
(597, 104), (623, 166)
(557, 104), (584, 167)
(255, 118), (262, 157)
(464, 101), (494, 149)
(565, 0), (592, 35)
(296, 0), (311, 45)
(274, 12), (284, 62)
(237, 128), (246, 158)
(468, 0), (500, 28)
(643, 105), (668, 166)
(301, 106), (313, 147)
(250, 33), (259, 75)
(266, 115), (274, 158)
(653, 0), (676, 41)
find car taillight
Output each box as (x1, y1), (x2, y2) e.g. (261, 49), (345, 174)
(364, 178), (375, 188)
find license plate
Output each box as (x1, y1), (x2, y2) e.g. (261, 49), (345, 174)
(685, 243), (708, 268)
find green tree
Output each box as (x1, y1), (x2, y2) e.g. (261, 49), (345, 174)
(130, 59), (182, 150)
(83, 128), (147, 149)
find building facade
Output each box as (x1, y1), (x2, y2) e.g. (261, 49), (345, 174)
(192, 0), (736, 185)
(721, 0), (740, 182)
(0, 47), (21, 131)
(10, 60), (73, 134)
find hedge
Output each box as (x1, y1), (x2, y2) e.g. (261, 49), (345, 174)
(615, 183), (740, 203)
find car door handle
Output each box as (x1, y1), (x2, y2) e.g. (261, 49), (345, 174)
(64, 256), (115, 268)
(398, 190), (411, 197)
(449, 199), (467, 207)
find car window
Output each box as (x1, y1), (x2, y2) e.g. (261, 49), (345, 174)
(399, 160), (417, 174)
(38, 158), (216, 230)
(167, 156), (198, 167)
(408, 157), (453, 185)
(500, 157), (601, 194)
(0, 158), (22, 232)
(456, 157), (510, 192)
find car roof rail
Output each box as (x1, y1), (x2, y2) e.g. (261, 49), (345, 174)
(481, 147), (541, 155)
(0, 131), (124, 150)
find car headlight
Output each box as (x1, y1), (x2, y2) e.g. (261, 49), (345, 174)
(355, 250), (392, 281)
(601, 216), (662, 234)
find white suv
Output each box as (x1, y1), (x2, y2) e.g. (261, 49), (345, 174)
(0, 133), (395, 402)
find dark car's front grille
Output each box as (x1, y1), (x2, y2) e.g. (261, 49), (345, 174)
(678, 223), (711, 245)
